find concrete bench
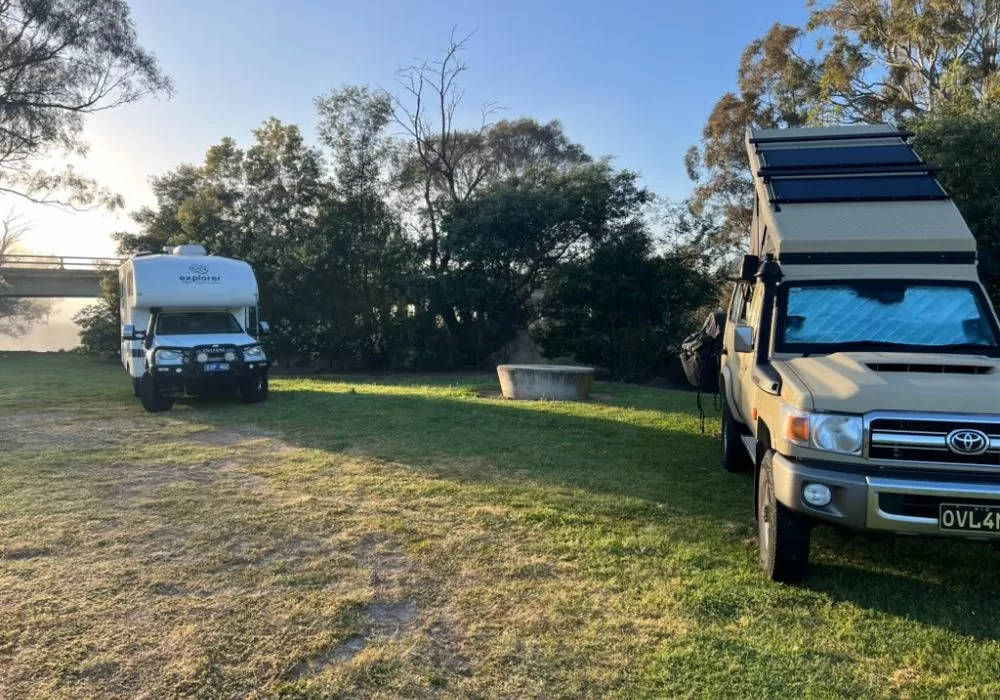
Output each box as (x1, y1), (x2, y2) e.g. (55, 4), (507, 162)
(496, 364), (595, 401)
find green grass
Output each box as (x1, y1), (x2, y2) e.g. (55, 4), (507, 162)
(2, 353), (1000, 698)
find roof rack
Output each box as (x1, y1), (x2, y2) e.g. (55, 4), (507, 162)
(748, 129), (948, 209)
(749, 130), (914, 146)
(759, 163), (939, 179)
(766, 174), (948, 206)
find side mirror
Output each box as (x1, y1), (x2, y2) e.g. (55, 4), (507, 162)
(258, 320), (271, 337)
(122, 324), (136, 341)
(733, 324), (754, 354)
(733, 254), (760, 283)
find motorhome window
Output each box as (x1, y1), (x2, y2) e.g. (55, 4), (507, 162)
(155, 312), (243, 335)
(759, 145), (918, 170)
(779, 283), (999, 353)
(770, 174), (946, 203)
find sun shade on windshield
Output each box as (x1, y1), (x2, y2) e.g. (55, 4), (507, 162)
(156, 313), (242, 335)
(783, 285), (996, 348)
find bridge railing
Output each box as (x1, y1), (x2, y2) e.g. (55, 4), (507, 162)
(0, 254), (123, 271)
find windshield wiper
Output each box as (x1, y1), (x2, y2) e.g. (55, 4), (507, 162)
(808, 340), (999, 354)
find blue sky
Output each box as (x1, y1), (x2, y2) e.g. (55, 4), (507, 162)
(14, 0), (811, 258)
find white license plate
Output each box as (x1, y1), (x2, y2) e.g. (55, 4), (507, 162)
(939, 503), (1000, 533)
(203, 362), (230, 372)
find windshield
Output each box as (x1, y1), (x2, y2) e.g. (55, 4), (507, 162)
(780, 282), (999, 352)
(155, 312), (243, 335)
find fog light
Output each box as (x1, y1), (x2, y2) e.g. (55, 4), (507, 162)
(196, 352), (208, 363)
(224, 351), (236, 362)
(803, 483), (832, 507)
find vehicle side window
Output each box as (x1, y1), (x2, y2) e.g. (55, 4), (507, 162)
(747, 283), (765, 328)
(121, 271), (130, 313)
(729, 282), (751, 323)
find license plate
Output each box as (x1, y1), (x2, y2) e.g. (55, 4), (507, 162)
(939, 503), (1000, 533)
(203, 362), (230, 372)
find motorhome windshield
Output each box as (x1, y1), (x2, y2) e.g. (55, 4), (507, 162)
(155, 312), (243, 335)
(778, 282), (1000, 354)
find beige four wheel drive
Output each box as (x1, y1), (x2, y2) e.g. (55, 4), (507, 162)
(721, 124), (1000, 582)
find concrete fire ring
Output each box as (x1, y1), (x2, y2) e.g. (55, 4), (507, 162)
(496, 364), (595, 401)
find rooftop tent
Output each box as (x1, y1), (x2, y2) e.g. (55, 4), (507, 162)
(744, 125), (976, 262)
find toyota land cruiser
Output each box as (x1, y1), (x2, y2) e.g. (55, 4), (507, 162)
(721, 125), (1000, 582)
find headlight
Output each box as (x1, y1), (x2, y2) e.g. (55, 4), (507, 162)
(782, 407), (863, 455)
(243, 345), (266, 360)
(224, 351), (236, 362)
(812, 414), (863, 454)
(196, 352), (208, 363)
(155, 349), (184, 365)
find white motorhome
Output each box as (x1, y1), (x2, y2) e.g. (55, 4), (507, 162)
(119, 244), (271, 413)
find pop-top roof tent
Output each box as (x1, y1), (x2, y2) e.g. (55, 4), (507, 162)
(745, 125), (976, 263)
(123, 245), (259, 309)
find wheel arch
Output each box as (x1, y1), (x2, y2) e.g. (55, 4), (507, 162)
(719, 365), (740, 421)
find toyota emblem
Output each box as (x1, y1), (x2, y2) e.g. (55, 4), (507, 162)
(189, 263), (209, 275)
(946, 429), (990, 456)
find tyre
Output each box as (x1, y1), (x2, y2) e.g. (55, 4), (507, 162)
(131, 377), (140, 398)
(139, 374), (175, 413)
(239, 374), (268, 404)
(722, 400), (753, 473)
(757, 450), (811, 583)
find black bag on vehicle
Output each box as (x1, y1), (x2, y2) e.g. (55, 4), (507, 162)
(680, 310), (726, 392)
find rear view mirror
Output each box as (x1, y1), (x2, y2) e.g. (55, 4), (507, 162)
(963, 318), (989, 343)
(122, 325), (146, 342)
(258, 320), (271, 337)
(733, 324), (754, 354)
(734, 254), (759, 283)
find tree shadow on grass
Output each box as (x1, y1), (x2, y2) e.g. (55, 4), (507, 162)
(258, 387), (726, 508)
(169, 384), (742, 535)
(170, 384), (1000, 641)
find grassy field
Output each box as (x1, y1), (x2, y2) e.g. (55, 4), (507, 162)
(2, 354), (1000, 698)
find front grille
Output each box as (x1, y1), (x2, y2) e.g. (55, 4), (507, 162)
(869, 417), (1000, 467)
(879, 493), (1000, 518)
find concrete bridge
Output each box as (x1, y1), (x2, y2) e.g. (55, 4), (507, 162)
(0, 255), (121, 298)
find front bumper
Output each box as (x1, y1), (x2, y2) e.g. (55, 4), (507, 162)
(149, 345), (270, 381)
(772, 453), (1000, 537)
(151, 361), (270, 380)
